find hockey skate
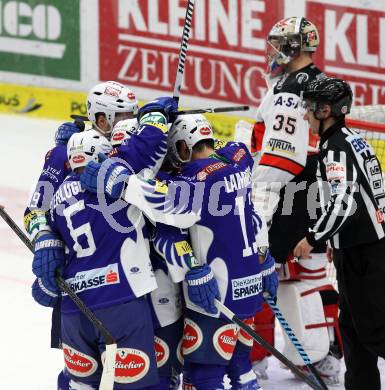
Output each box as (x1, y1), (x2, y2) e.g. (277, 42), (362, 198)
(313, 352), (341, 386)
(251, 357), (269, 380)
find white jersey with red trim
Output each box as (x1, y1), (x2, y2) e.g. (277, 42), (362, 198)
(251, 64), (324, 222)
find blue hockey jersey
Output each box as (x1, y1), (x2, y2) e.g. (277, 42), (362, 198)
(24, 145), (71, 240)
(154, 142), (265, 319)
(49, 122), (169, 313)
(50, 173), (157, 314)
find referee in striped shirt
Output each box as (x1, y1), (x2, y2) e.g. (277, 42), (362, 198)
(294, 77), (385, 390)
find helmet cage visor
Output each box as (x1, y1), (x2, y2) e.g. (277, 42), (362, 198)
(266, 34), (301, 76)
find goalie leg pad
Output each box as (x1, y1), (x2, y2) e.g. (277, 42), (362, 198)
(277, 281), (330, 365)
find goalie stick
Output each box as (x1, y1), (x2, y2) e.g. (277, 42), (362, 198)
(215, 299), (326, 390)
(0, 205), (117, 390)
(264, 294), (329, 390)
(70, 105), (249, 122)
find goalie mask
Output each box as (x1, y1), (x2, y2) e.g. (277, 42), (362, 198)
(168, 114), (214, 165)
(267, 17), (319, 77)
(67, 130), (112, 170)
(110, 118), (139, 147)
(87, 81), (138, 134)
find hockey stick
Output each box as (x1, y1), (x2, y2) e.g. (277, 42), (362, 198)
(215, 299), (324, 390)
(70, 105), (249, 122)
(264, 294), (329, 390)
(173, 0), (195, 104)
(0, 205), (117, 390)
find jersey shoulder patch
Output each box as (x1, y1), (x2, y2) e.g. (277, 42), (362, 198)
(196, 161), (228, 181)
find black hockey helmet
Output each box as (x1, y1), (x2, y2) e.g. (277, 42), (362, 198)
(302, 77), (353, 118)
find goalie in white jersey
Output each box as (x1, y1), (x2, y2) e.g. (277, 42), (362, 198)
(241, 16), (342, 383)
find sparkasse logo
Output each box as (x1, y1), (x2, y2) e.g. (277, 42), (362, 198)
(0, 0), (80, 80)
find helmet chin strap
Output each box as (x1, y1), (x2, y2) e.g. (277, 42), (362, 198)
(93, 123), (112, 139)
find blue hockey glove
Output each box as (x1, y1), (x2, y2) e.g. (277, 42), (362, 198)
(55, 121), (83, 145)
(32, 232), (64, 291)
(80, 153), (130, 199)
(261, 250), (278, 298)
(137, 97), (178, 124)
(185, 264), (220, 314)
(32, 278), (59, 307)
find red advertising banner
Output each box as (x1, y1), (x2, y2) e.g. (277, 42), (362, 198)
(311, 1), (385, 105)
(99, 0), (385, 106)
(99, 0), (284, 106)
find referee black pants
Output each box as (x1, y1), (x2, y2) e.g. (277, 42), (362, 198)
(334, 237), (385, 390)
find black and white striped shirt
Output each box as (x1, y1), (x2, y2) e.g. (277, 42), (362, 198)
(306, 120), (385, 249)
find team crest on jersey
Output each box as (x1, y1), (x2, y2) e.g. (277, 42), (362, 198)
(182, 318), (203, 355)
(213, 324), (238, 360)
(154, 336), (170, 368)
(237, 318), (254, 347)
(62, 343), (98, 377)
(106, 348), (150, 384)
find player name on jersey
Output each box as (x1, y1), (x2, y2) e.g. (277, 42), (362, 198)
(223, 166), (251, 193)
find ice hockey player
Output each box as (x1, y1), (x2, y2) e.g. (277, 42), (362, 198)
(110, 117), (184, 390)
(294, 77), (385, 390)
(153, 114), (278, 390)
(24, 120), (84, 350)
(27, 80), (140, 353)
(248, 16), (342, 382)
(32, 129), (157, 388)
(87, 80), (138, 139)
(24, 121), (84, 244)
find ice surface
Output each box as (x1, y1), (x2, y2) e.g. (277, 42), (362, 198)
(0, 114), (383, 389)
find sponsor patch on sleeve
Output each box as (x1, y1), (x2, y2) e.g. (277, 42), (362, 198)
(174, 240), (193, 256)
(232, 147), (247, 162)
(155, 180), (168, 194)
(196, 162), (227, 181)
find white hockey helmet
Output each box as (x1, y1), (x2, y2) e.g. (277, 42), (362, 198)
(110, 118), (139, 147)
(87, 81), (138, 130)
(67, 130), (112, 170)
(267, 17), (319, 76)
(168, 114), (214, 164)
